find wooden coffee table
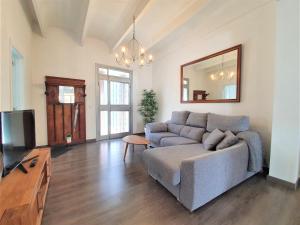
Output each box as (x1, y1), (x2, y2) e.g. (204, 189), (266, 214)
(122, 135), (150, 161)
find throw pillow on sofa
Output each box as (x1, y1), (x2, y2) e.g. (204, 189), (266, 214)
(216, 130), (239, 150)
(180, 126), (205, 142)
(203, 129), (225, 150)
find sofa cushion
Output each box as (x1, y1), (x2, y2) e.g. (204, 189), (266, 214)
(202, 132), (210, 143)
(186, 113), (207, 128)
(146, 122), (167, 133)
(148, 132), (178, 145)
(160, 136), (198, 147)
(216, 130), (239, 150)
(203, 129), (225, 150)
(167, 123), (184, 135)
(143, 144), (210, 186)
(180, 126), (205, 141)
(170, 111), (190, 125)
(207, 113), (250, 133)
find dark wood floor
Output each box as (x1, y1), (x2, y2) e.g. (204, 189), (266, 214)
(42, 139), (300, 225)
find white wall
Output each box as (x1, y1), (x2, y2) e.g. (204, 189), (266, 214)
(1, 0), (33, 111)
(269, 0), (300, 184)
(31, 28), (151, 146)
(151, 0), (276, 163)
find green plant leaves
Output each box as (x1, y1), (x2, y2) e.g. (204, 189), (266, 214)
(138, 89), (159, 125)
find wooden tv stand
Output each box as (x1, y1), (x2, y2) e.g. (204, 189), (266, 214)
(0, 148), (51, 225)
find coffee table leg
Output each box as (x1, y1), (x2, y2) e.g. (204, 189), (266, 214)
(144, 144), (148, 149)
(123, 143), (129, 161)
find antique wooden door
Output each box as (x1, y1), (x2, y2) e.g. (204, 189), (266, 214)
(45, 76), (86, 146)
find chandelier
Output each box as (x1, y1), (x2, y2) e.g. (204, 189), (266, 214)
(210, 55), (235, 81)
(115, 16), (153, 67)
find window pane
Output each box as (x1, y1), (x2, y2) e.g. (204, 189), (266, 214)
(59, 86), (75, 103)
(98, 67), (108, 75)
(183, 88), (188, 101)
(110, 81), (129, 105)
(100, 111), (108, 136)
(109, 69), (130, 78)
(223, 85), (237, 99)
(110, 111), (129, 134)
(99, 80), (108, 105)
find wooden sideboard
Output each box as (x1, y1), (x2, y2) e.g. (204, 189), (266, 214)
(0, 148), (51, 225)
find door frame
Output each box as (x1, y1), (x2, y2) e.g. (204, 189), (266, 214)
(95, 63), (133, 141)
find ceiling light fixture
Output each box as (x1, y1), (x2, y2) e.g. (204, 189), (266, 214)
(115, 16), (153, 67)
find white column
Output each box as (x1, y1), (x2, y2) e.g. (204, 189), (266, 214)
(269, 0), (300, 184)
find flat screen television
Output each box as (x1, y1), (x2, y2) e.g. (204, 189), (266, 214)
(0, 110), (36, 177)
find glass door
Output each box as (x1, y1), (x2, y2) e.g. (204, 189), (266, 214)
(97, 65), (132, 140)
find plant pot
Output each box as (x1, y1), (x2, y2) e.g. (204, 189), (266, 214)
(66, 136), (72, 144)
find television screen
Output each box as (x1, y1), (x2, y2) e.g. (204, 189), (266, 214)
(1, 110), (36, 176)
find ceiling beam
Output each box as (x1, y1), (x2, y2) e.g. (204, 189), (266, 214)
(112, 0), (155, 51)
(113, 0), (210, 51)
(78, 0), (92, 45)
(29, 0), (46, 37)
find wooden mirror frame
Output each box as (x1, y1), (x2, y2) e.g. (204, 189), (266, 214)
(180, 44), (242, 103)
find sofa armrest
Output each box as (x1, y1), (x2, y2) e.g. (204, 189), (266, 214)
(145, 122), (167, 133)
(237, 131), (263, 172)
(180, 141), (249, 211)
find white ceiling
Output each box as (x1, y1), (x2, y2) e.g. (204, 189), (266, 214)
(24, 0), (211, 49)
(24, 0), (272, 51)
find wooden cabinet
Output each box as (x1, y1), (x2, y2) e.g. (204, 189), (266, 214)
(0, 148), (51, 225)
(45, 76), (86, 146)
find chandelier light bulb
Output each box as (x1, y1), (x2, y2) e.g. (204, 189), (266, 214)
(219, 71), (224, 76)
(140, 48), (145, 54)
(149, 54), (153, 61)
(121, 46), (126, 53)
(115, 53), (119, 58)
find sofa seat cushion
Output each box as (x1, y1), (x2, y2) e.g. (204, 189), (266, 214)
(143, 144), (210, 186)
(160, 136), (198, 147)
(148, 132), (178, 145)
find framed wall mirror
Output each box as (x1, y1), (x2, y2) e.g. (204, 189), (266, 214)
(180, 45), (242, 103)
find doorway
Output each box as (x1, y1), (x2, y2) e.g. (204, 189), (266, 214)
(11, 48), (24, 110)
(96, 65), (132, 140)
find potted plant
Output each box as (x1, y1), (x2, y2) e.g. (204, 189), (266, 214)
(138, 89), (159, 132)
(66, 133), (72, 144)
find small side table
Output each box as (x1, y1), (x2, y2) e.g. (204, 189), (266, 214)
(122, 135), (150, 161)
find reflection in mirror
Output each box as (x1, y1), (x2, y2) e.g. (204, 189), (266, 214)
(59, 86), (75, 103)
(181, 45), (241, 103)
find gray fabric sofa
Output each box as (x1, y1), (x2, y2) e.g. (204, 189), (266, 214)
(143, 111), (263, 211)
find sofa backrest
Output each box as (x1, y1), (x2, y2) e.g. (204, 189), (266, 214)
(170, 111), (190, 125)
(206, 113), (250, 133)
(186, 112), (207, 128)
(168, 111), (249, 134)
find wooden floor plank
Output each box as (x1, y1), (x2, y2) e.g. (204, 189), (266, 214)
(42, 139), (300, 225)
